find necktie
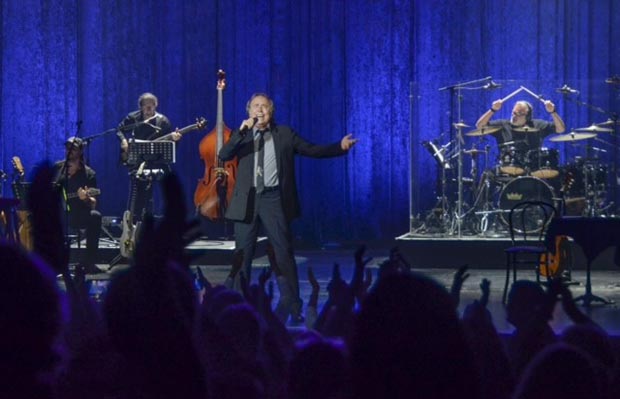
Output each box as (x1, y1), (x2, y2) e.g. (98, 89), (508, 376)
(256, 131), (265, 193)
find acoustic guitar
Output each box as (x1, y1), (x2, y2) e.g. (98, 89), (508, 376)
(539, 172), (574, 278)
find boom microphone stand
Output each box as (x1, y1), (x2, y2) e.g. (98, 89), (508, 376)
(439, 76), (492, 237)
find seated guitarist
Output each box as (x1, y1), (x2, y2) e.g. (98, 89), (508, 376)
(116, 92), (181, 222)
(54, 136), (102, 274)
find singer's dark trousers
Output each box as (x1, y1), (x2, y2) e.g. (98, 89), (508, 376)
(234, 187), (302, 315)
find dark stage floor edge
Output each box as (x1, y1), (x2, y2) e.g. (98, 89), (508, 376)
(396, 232), (619, 271)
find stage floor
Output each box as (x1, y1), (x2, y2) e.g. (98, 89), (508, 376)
(68, 242), (620, 336)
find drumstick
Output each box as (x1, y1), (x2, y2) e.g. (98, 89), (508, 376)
(520, 85), (547, 104)
(500, 87), (525, 102)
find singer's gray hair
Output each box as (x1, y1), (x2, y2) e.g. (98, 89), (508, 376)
(246, 93), (275, 117)
(138, 92), (158, 108)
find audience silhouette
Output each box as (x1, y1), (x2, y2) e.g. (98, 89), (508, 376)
(1, 160), (618, 399)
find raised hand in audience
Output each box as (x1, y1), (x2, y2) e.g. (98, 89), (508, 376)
(450, 264), (470, 307)
(28, 161), (69, 274)
(103, 172), (207, 398)
(307, 266), (320, 309)
(378, 246), (411, 279)
(315, 263), (356, 338)
(351, 244), (373, 303)
(306, 266), (320, 328)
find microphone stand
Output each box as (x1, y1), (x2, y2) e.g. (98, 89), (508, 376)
(440, 76), (492, 237)
(62, 121), (83, 266)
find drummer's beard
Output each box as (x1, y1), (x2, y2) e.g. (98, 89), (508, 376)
(511, 115), (526, 126)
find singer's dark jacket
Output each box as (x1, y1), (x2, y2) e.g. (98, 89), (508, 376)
(116, 110), (172, 141)
(219, 124), (346, 223)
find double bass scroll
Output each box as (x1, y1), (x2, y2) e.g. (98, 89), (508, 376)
(194, 70), (237, 221)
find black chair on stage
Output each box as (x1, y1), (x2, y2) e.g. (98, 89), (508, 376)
(545, 217), (620, 306)
(502, 200), (556, 304)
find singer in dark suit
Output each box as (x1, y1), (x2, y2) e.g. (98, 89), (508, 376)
(219, 93), (357, 322)
(116, 93), (181, 222)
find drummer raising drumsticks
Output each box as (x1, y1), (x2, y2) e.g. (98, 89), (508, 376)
(474, 96), (566, 178)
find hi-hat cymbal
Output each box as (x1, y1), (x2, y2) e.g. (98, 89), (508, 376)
(453, 122), (471, 129)
(464, 125), (501, 136)
(512, 126), (540, 133)
(574, 124), (613, 133)
(548, 132), (597, 142)
(596, 119), (620, 127)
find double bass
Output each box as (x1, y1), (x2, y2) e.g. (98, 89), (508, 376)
(194, 70), (237, 220)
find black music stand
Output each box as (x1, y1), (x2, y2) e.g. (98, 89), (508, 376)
(545, 217), (620, 306)
(126, 140), (176, 167)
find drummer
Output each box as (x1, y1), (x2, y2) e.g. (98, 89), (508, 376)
(476, 99), (566, 151)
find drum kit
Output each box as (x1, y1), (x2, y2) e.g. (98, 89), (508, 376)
(422, 120), (617, 236)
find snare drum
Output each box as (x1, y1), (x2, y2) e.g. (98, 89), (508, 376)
(526, 148), (559, 179)
(499, 146), (526, 176)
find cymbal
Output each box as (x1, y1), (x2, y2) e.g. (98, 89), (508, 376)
(548, 132), (597, 142)
(498, 139), (527, 147)
(464, 125), (501, 136)
(574, 124), (613, 133)
(596, 119), (620, 127)
(512, 126), (540, 133)
(453, 122), (471, 129)
(463, 149), (487, 155)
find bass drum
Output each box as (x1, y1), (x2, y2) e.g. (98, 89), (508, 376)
(499, 176), (554, 232)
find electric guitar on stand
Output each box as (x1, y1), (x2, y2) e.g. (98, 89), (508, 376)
(119, 177), (139, 259)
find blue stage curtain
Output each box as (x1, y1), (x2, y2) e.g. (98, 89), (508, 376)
(1, 0), (619, 242)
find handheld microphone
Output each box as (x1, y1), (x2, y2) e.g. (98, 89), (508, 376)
(483, 81), (502, 90)
(240, 117), (258, 135)
(556, 84), (580, 95)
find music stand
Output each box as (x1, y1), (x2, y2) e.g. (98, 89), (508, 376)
(126, 140), (176, 167)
